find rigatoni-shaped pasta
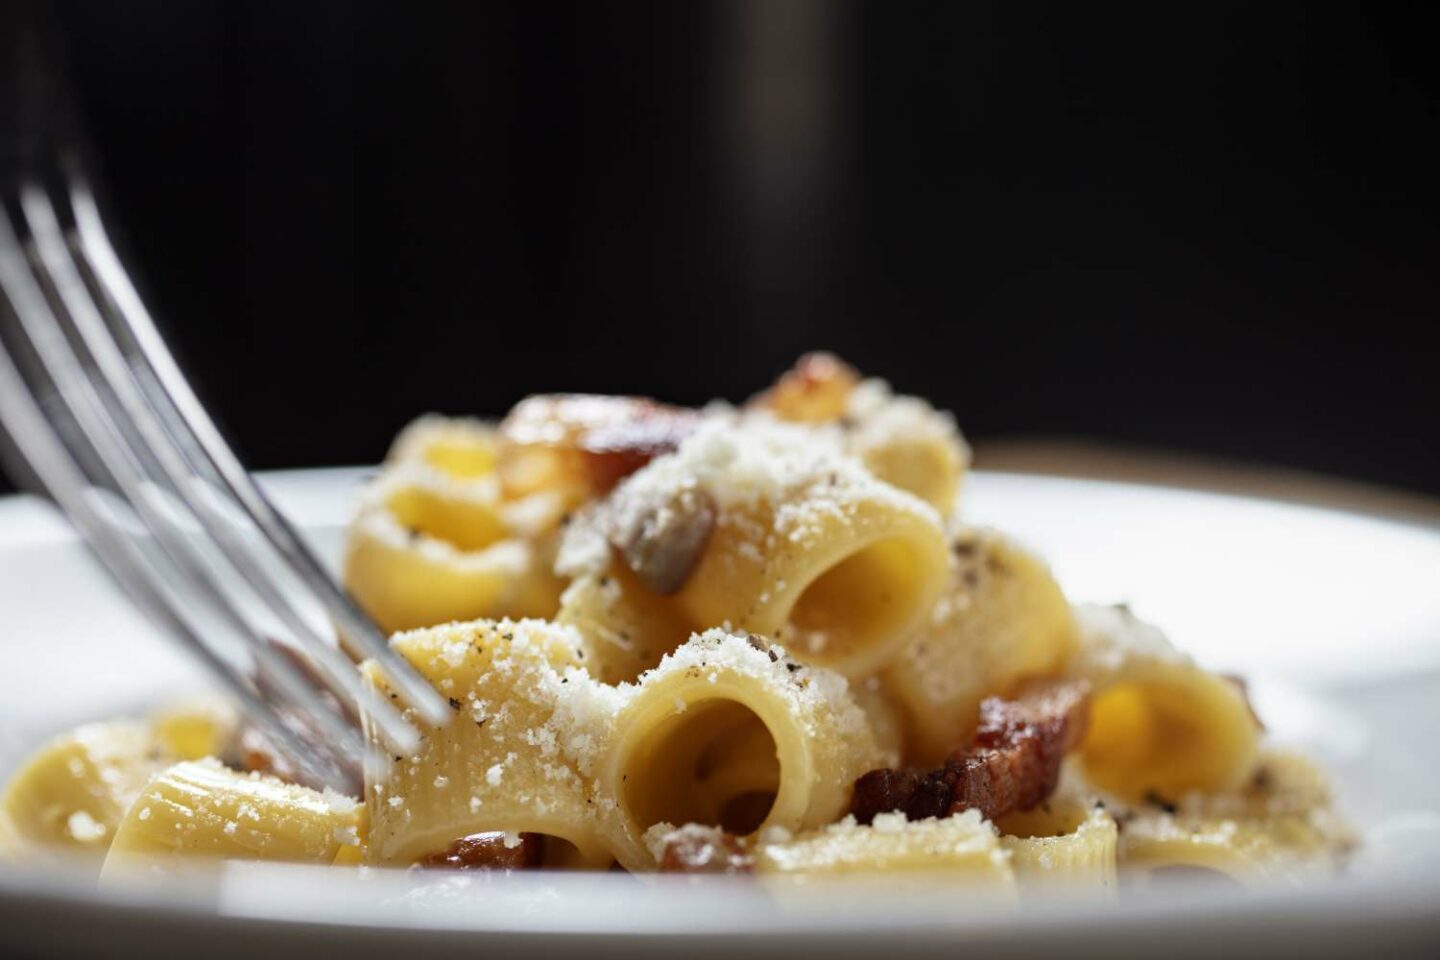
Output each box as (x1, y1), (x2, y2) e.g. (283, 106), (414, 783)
(1117, 750), (1353, 888)
(887, 528), (1077, 764)
(388, 414), (575, 539)
(998, 798), (1119, 898)
(1069, 605), (1260, 803)
(842, 379), (970, 519)
(755, 810), (1016, 897)
(361, 619), (618, 868)
(147, 699), (238, 765)
(601, 629), (880, 870)
(750, 355), (971, 518)
(559, 419), (951, 679)
(0, 722), (162, 857)
(0, 701), (238, 860)
(101, 758), (361, 872)
(849, 677), (908, 771)
(387, 414), (500, 480)
(343, 463), (564, 633)
(556, 563), (693, 686)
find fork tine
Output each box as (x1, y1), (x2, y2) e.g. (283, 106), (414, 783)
(64, 182), (451, 727)
(23, 183), (422, 755)
(2, 195), (367, 787)
(1, 233), (356, 794)
(12, 190), (370, 764)
(83, 484), (362, 794)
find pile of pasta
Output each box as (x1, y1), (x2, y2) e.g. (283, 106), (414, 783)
(0, 355), (1353, 897)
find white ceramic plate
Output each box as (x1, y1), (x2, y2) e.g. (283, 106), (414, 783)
(2, 467), (1439, 958)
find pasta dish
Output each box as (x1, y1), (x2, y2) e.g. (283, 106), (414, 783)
(0, 354), (1354, 897)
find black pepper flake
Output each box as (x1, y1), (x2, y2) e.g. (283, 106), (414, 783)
(785, 662), (801, 673)
(448, 697), (462, 710)
(394, 756), (402, 763)
(561, 677), (569, 683)
(767, 650), (779, 663)
(598, 576), (612, 588)
(502, 633), (514, 642)
(474, 718), (488, 728)
(1143, 789), (1178, 815)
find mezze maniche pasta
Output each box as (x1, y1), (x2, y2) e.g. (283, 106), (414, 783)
(0, 354), (1354, 897)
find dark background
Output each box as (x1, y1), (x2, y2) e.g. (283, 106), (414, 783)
(7, 1), (1439, 495)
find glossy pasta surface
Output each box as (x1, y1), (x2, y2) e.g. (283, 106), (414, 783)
(0, 354), (1353, 899)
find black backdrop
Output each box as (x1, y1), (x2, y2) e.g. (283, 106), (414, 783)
(6, 1), (1438, 496)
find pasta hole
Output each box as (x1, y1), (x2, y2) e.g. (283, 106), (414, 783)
(996, 803), (1088, 839)
(1082, 680), (1230, 800)
(384, 485), (504, 552)
(787, 537), (931, 664)
(423, 439), (496, 479)
(622, 700), (779, 835)
(719, 792), (776, 835)
(536, 835), (589, 870)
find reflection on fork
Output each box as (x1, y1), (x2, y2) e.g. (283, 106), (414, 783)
(0, 7), (447, 794)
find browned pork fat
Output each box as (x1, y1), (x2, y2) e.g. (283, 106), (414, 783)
(418, 831), (543, 870)
(851, 679), (1090, 824)
(750, 352), (861, 423)
(498, 394), (699, 495)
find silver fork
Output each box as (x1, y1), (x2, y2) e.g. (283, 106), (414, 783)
(0, 6), (448, 794)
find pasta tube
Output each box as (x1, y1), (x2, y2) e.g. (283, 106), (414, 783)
(998, 799), (1119, 898)
(342, 466), (564, 633)
(0, 699), (242, 860)
(849, 676), (908, 771)
(101, 758), (361, 871)
(147, 699), (239, 763)
(843, 379), (969, 518)
(1117, 749), (1354, 887)
(387, 414), (500, 480)
(0, 722), (162, 857)
(1069, 605), (1260, 802)
(361, 619), (619, 868)
(556, 564), (693, 685)
(561, 419), (950, 679)
(755, 809), (1016, 896)
(888, 528), (1077, 764)
(751, 355), (970, 517)
(601, 629), (880, 870)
